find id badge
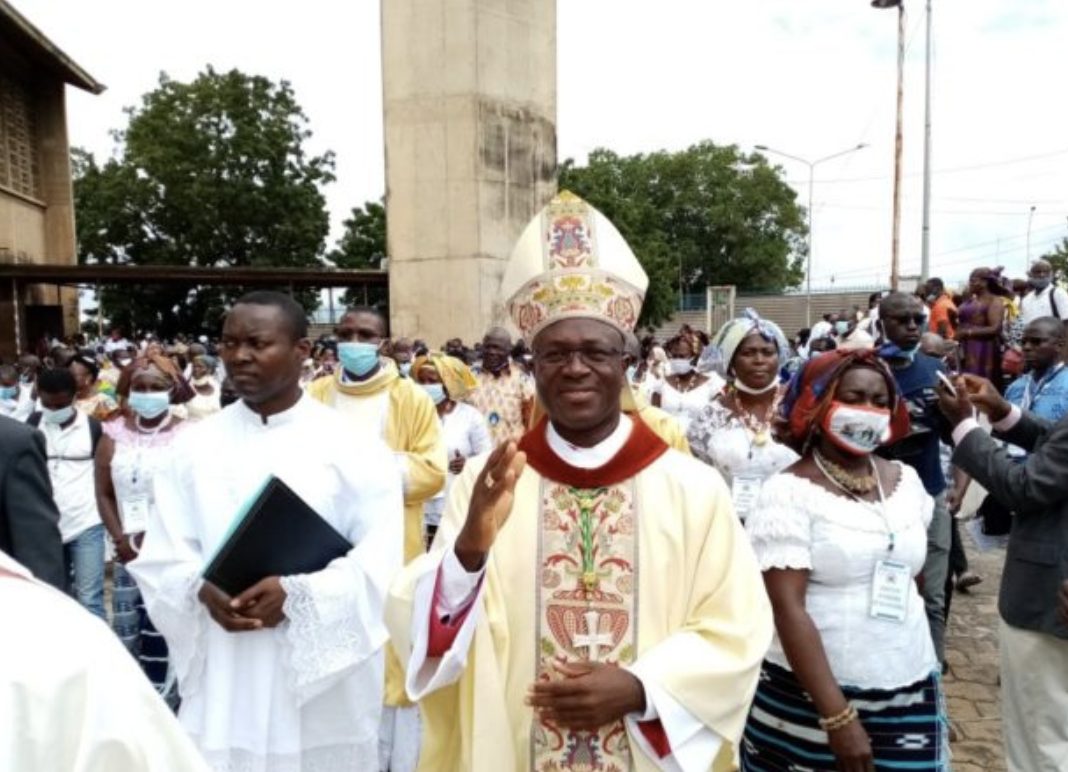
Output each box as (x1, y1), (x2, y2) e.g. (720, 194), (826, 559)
(120, 496), (151, 534)
(870, 559), (911, 623)
(731, 476), (763, 521)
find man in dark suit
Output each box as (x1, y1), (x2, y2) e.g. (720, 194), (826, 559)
(938, 374), (1068, 771)
(0, 414), (65, 589)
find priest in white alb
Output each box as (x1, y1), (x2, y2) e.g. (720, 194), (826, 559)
(130, 291), (403, 772)
(386, 192), (773, 771)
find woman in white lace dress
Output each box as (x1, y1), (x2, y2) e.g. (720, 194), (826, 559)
(95, 358), (185, 704)
(740, 350), (947, 771)
(687, 310), (798, 521)
(650, 333), (724, 433)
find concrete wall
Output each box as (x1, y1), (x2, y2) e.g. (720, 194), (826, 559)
(382, 0), (557, 343)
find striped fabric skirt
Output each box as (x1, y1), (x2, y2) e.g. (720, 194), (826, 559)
(112, 562), (178, 708)
(741, 661), (948, 771)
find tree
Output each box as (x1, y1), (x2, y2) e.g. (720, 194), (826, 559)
(327, 200), (389, 312)
(73, 68), (335, 338)
(1041, 237), (1068, 283)
(558, 141), (807, 327)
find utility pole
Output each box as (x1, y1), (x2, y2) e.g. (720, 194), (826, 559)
(920, 0), (933, 281)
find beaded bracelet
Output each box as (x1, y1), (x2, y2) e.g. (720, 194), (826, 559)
(818, 704), (858, 732)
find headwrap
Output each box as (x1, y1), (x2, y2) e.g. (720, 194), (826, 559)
(777, 349), (910, 453)
(974, 266), (1014, 298)
(412, 352), (478, 401)
(708, 308), (789, 377)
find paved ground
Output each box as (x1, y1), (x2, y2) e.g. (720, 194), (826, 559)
(944, 526), (1007, 772)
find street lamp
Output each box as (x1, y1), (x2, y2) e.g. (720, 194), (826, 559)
(755, 143), (869, 326)
(872, 0), (906, 290)
(1027, 205), (1037, 268)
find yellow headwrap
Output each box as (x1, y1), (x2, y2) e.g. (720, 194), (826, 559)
(411, 352), (478, 401)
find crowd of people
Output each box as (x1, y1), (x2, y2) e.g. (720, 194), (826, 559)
(1, 192), (1067, 772)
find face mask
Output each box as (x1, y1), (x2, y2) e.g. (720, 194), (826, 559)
(128, 390), (171, 420)
(668, 358), (694, 376)
(193, 376), (213, 387)
(626, 364), (637, 382)
(399, 362), (412, 377)
(422, 382), (447, 405)
(835, 321), (850, 335)
(0, 385), (17, 401)
(821, 402), (891, 455)
(41, 405), (75, 425)
(115, 358), (131, 369)
(338, 342), (379, 377)
(1030, 277), (1051, 290)
(877, 341), (920, 363)
(19, 374), (32, 385)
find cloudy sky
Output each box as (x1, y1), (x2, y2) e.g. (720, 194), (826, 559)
(17, 0), (1068, 290)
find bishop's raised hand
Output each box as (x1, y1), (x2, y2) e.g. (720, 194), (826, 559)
(454, 442), (526, 571)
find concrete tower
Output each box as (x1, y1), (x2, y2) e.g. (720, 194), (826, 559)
(381, 0), (557, 343)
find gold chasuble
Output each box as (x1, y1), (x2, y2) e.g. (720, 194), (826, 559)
(386, 416), (773, 771)
(308, 359), (446, 707)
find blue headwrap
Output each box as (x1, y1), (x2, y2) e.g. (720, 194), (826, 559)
(705, 308), (790, 377)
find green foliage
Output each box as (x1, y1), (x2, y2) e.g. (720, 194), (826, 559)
(1041, 238), (1068, 284)
(74, 67), (335, 337)
(328, 200), (389, 312)
(558, 141), (807, 328)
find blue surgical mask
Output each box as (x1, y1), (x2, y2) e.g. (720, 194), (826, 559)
(422, 382), (447, 405)
(878, 341), (920, 363)
(626, 364), (637, 383)
(1030, 277), (1052, 290)
(338, 342), (379, 377)
(41, 405), (75, 425)
(128, 390), (171, 419)
(399, 362), (412, 378)
(19, 374), (32, 385)
(0, 385), (17, 401)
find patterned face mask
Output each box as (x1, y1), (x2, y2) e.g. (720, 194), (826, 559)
(820, 402), (891, 455)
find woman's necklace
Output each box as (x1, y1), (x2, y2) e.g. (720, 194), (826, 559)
(672, 371), (700, 393)
(731, 386), (780, 447)
(813, 450), (896, 552)
(813, 448), (878, 495)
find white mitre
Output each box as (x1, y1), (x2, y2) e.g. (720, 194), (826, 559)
(500, 190), (649, 341)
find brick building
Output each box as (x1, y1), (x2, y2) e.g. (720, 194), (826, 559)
(0, 0), (103, 360)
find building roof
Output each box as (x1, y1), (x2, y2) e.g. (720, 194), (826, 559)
(0, 0), (104, 94)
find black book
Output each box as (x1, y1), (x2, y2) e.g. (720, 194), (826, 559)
(203, 475), (352, 597)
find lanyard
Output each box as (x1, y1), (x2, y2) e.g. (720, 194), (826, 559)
(813, 453), (895, 553)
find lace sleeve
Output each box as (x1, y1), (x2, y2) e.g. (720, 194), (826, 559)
(745, 474), (813, 571)
(686, 400), (732, 466)
(278, 451), (404, 704)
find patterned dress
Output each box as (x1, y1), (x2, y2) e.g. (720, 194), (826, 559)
(957, 297), (1002, 382)
(468, 365), (535, 445)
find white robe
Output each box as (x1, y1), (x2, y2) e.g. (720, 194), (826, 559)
(129, 396), (404, 772)
(0, 551), (208, 772)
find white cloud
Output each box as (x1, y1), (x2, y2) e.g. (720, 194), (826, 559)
(17, 0), (1068, 292)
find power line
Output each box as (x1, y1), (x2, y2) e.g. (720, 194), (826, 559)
(785, 147), (1068, 186)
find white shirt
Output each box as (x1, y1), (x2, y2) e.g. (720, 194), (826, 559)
(129, 396), (403, 772)
(425, 403), (492, 526)
(746, 466), (937, 689)
(1021, 285), (1068, 325)
(0, 551), (210, 771)
(39, 412), (101, 543)
(0, 385), (34, 422)
(653, 375), (725, 434)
